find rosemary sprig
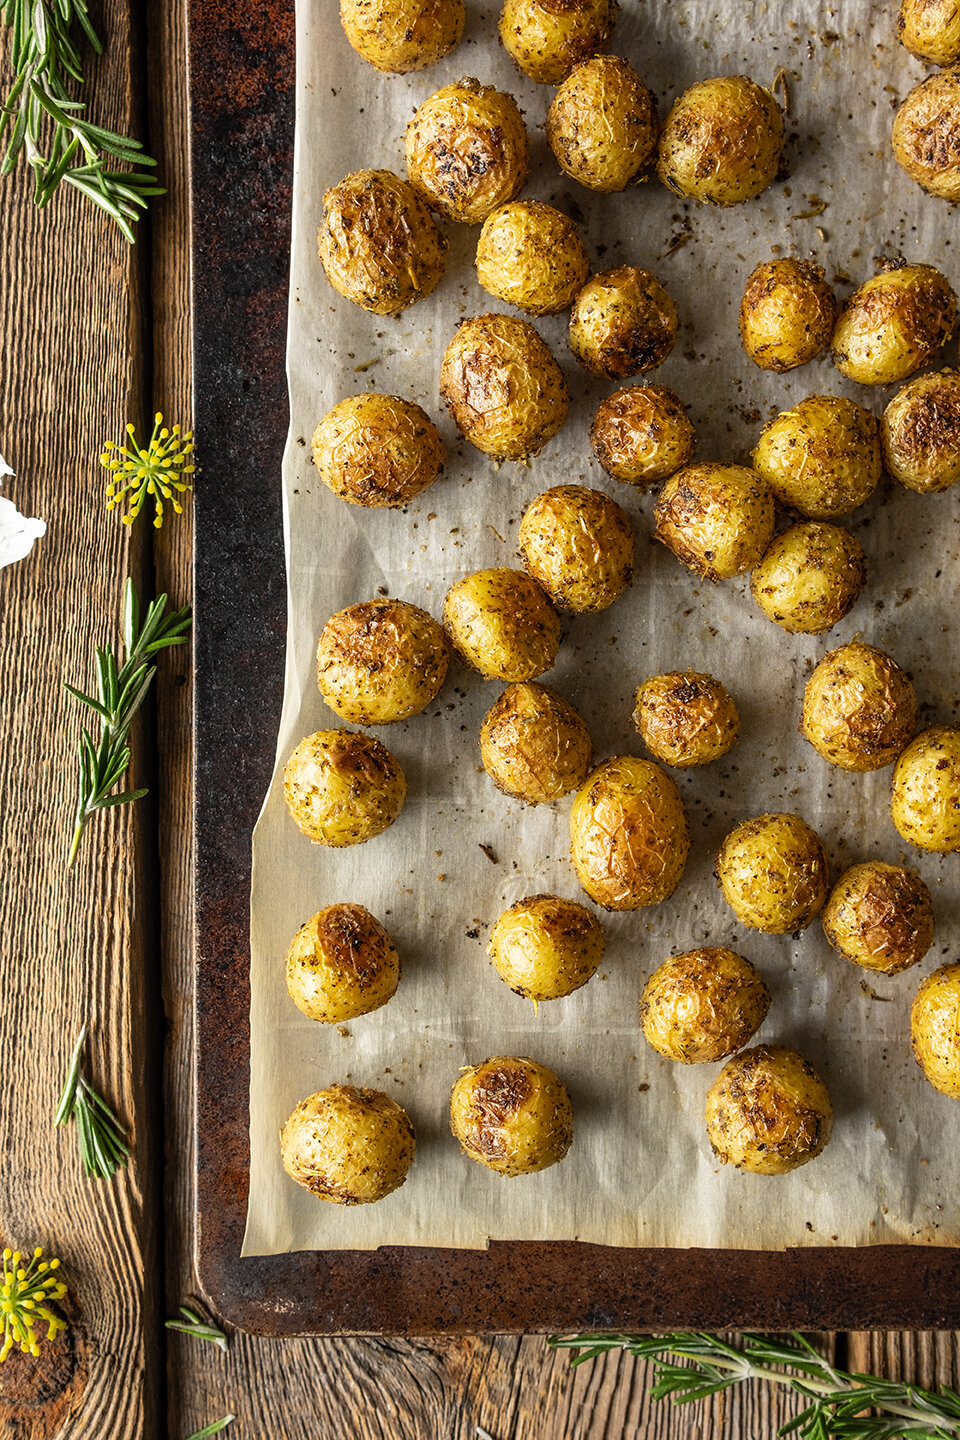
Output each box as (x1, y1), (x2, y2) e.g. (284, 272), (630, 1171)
(548, 1332), (960, 1440)
(184, 1418), (234, 1440)
(55, 1024), (129, 1178)
(165, 1306), (229, 1353)
(65, 577), (191, 867)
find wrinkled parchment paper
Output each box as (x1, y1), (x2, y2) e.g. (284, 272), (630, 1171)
(243, 0), (960, 1255)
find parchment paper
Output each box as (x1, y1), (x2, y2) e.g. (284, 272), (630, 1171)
(243, 0), (960, 1255)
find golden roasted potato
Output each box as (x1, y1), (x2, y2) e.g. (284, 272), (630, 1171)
(281, 1085), (415, 1204)
(822, 862), (933, 975)
(499, 0), (618, 84)
(831, 264), (957, 384)
(318, 169), (446, 317)
(801, 641), (916, 773)
(739, 259), (838, 373)
(476, 201), (589, 316)
(716, 813), (829, 934)
(911, 963), (960, 1098)
(479, 681), (592, 803)
(898, 0), (960, 63)
(750, 522), (866, 635)
(546, 55), (658, 193)
(405, 79), (528, 225)
(518, 484), (633, 612)
(893, 67), (960, 200)
(656, 75), (784, 206)
(570, 756), (690, 910)
(316, 598), (448, 726)
(590, 385), (695, 488)
(339, 0), (464, 72)
(311, 394), (444, 509)
(705, 1046), (832, 1174)
(654, 463), (774, 582)
(443, 568), (561, 681)
(488, 894), (604, 1001)
(450, 1056), (574, 1175)
(640, 948), (770, 1064)
(751, 395), (881, 520)
(634, 671), (739, 769)
(283, 729), (406, 846)
(439, 313), (569, 460)
(881, 370), (960, 494)
(891, 726), (960, 852)
(569, 266), (678, 379)
(286, 903), (400, 1023)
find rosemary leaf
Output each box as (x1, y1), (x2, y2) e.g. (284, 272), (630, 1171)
(55, 1024), (130, 1180)
(184, 1417), (235, 1440)
(165, 1306), (229, 1354)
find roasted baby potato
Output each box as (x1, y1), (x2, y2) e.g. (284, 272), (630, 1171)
(475, 201), (589, 316)
(286, 903), (400, 1023)
(891, 726), (960, 852)
(590, 385), (695, 488)
(569, 266), (678, 378)
(450, 1056), (574, 1175)
(281, 1084), (415, 1204)
(911, 963), (960, 1098)
(750, 522), (866, 635)
(316, 598), (448, 725)
(893, 67), (960, 201)
(739, 259), (838, 372)
(546, 55), (658, 192)
(656, 75), (783, 206)
(405, 78), (528, 224)
(751, 395), (881, 520)
(640, 948), (770, 1064)
(479, 681), (592, 803)
(716, 813), (829, 934)
(488, 894), (604, 1001)
(881, 370), (960, 493)
(654, 463), (774, 582)
(439, 313), (569, 460)
(898, 0), (960, 63)
(339, 0), (464, 72)
(283, 729), (406, 846)
(311, 394), (444, 509)
(801, 641), (916, 773)
(499, 0), (618, 84)
(318, 169), (446, 317)
(443, 568), (561, 680)
(821, 862), (934, 975)
(705, 1046), (832, 1174)
(570, 756), (690, 910)
(633, 671), (739, 768)
(831, 264), (957, 384)
(518, 484), (633, 612)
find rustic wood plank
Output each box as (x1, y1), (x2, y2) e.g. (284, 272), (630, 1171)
(848, 1329), (960, 1397)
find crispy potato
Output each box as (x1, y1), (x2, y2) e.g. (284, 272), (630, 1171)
(476, 201), (589, 316)
(443, 568), (561, 681)
(316, 598), (448, 725)
(518, 484), (633, 612)
(339, 0), (463, 72)
(405, 79), (528, 224)
(546, 55), (658, 193)
(716, 813), (829, 934)
(479, 682), (592, 803)
(439, 313), (569, 460)
(569, 266), (678, 379)
(891, 726), (960, 852)
(739, 259), (838, 372)
(570, 756), (690, 910)
(641, 948), (770, 1064)
(831, 264), (957, 384)
(750, 522), (866, 635)
(881, 370), (960, 494)
(656, 75), (784, 206)
(488, 894), (604, 1001)
(893, 67), (960, 200)
(898, 0), (960, 63)
(705, 1046), (832, 1174)
(822, 863), (933, 975)
(450, 1056), (574, 1175)
(751, 395), (881, 520)
(634, 671), (739, 769)
(286, 903), (400, 1023)
(499, 0), (618, 84)
(911, 963), (960, 1098)
(283, 729), (406, 846)
(801, 642), (916, 773)
(318, 169), (446, 317)
(654, 463), (774, 582)
(590, 385), (695, 488)
(281, 1085), (415, 1203)
(311, 394), (444, 509)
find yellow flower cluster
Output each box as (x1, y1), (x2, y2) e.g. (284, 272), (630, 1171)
(0, 1247), (68, 1362)
(101, 411), (196, 529)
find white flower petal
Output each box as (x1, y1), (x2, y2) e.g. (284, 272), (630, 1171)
(0, 495), (46, 570)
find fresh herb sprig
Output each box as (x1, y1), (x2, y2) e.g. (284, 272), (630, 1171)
(55, 1024), (129, 1178)
(184, 1418), (234, 1440)
(166, 1306), (229, 1353)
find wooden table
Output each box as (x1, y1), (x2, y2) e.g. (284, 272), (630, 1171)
(0, 3), (958, 1436)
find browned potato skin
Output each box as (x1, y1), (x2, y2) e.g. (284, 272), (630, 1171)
(590, 385), (695, 488)
(546, 56), (658, 193)
(476, 201), (589, 316)
(891, 726), (960, 852)
(705, 1046), (833, 1174)
(898, 0), (960, 63)
(893, 67), (960, 200)
(881, 371), (960, 494)
(405, 79), (528, 225)
(499, 0), (618, 84)
(641, 948), (770, 1064)
(831, 264), (958, 385)
(488, 894), (604, 1000)
(739, 259), (838, 372)
(450, 1056), (574, 1175)
(286, 903), (400, 1023)
(569, 266), (678, 379)
(318, 170), (446, 317)
(750, 522), (866, 635)
(480, 682), (592, 803)
(281, 1085), (415, 1204)
(339, 0), (464, 72)
(312, 394), (444, 509)
(634, 671), (739, 769)
(316, 598), (449, 725)
(751, 396), (881, 520)
(439, 314), (570, 461)
(518, 484), (633, 612)
(655, 463), (774, 582)
(801, 641), (917, 773)
(911, 963), (960, 1098)
(443, 568), (561, 681)
(656, 76), (784, 206)
(570, 756), (690, 910)
(283, 729), (406, 847)
(716, 813), (829, 934)
(822, 863), (934, 975)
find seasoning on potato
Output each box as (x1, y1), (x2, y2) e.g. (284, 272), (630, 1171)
(656, 75), (784, 206)
(716, 813), (829, 934)
(339, 0), (464, 72)
(569, 266), (678, 379)
(570, 756), (690, 910)
(590, 384), (695, 488)
(499, 0), (618, 84)
(801, 641), (917, 773)
(439, 313), (569, 460)
(546, 55), (658, 193)
(518, 484), (633, 612)
(821, 863), (934, 976)
(405, 78), (528, 224)
(311, 394), (444, 509)
(738, 259), (838, 372)
(318, 169), (446, 317)
(881, 370), (960, 494)
(443, 568), (561, 681)
(750, 522), (866, 635)
(911, 963), (960, 1098)
(831, 263), (958, 385)
(488, 894), (604, 1002)
(654, 463), (775, 582)
(283, 729), (406, 847)
(891, 726), (960, 853)
(316, 598), (448, 726)
(751, 395), (881, 519)
(892, 66), (960, 201)
(705, 1046), (833, 1175)
(450, 1056), (574, 1175)
(281, 1084), (415, 1204)
(898, 0), (960, 63)
(475, 201), (589, 316)
(633, 671), (739, 768)
(286, 903), (400, 1023)
(640, 948), (770, 1064)
(480, 682), (592, 803)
